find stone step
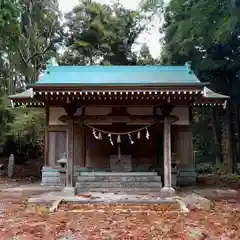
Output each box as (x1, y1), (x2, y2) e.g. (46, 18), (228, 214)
(79, 172), (158, 177)
(75, 181), (162, 188)
(76, 187), (162, 193)
(76, 176), (161, 182)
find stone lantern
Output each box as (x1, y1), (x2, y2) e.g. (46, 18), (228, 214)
(57, 152), (67, 168)
(57, 153), (67, 186)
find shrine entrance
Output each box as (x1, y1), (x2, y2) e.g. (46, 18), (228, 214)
(108, 122), (133, 172)
(90, 118), (154, 172)
(110, 155), (132, 172)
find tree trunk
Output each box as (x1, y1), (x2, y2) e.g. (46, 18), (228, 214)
(235, 104), (240, 164)
(236, 105), (240, 138)
(222, 102), (233, 173)
(89, 47), (93, 65)
(211, 107), (222, 167)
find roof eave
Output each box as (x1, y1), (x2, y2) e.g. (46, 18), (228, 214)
(28, 82), (209, 90)
(9, 88), (34, 100)
(203, 87), (230, 100)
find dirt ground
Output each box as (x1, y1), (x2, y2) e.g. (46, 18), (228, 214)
(0, 186), (239, 240)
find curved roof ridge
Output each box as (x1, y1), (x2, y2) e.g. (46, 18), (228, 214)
(35, 63), (202, 86)
(46, 65), (188, 72)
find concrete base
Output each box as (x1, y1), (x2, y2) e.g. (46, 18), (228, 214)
(28, 191), (177, 205)
(80, 172), (158, 176)
(62, 197), (177, 205)
(161, 186), (176, 198)
(61, 186), (76, 196)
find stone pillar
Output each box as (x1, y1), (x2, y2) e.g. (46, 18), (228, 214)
(8, 154), (15, 177)
(161, 116), (176, 197)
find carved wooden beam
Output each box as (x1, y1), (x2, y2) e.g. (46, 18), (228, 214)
(160, 103), (174, 117)
(59, 115), (163, 124)
(64, 103), (77, 117)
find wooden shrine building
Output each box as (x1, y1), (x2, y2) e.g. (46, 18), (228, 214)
(10, 63), (228, 196)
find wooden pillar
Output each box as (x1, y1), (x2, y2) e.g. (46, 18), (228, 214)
(81, 107), (86, 167)
(163, 116), (172, 188)
(160, 104), (176, 197)
(62, 104), (77, 195)
(189, 106), (195, 168)
(44, 106), (49, 166)
(66, 117), (74, 188)
(81, 124), (86, 167)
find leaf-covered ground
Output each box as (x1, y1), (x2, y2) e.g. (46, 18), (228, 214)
(0, 191), (239, 240)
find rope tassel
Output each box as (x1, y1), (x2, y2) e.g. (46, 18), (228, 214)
(87, 121), (157, 143)
(146, 128), (150, 139)
(93, 129), (98, 139)
(128, 134), (134, 144)
(108, 134), (114, 146)
(137, 131), (141, 139)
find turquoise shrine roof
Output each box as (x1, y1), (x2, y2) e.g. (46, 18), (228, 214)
(33, 63), (204, 87)
(9, 62), (230, 101)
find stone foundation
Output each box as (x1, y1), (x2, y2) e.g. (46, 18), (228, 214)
(41, 166), (197, 187)
(41, 166), (61, 186)
(76, 172), (162, 193)
(160, 186), (175, 197)
(41, 166), (103, 186)
(178, 168), (197, 186)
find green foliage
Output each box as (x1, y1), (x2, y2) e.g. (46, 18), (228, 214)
(193, 108), (221, 164)
(0, 96), (13, 144)
(0, 0), (59, 160)
(14, 0), (62, 83)
(159, 0), (240, 172)
(0, 0), (20, 48)
(139, 0), (164, 15)
(162, 0), (240, 85)
(8, 107), (45, 144)
(0, 0), (62, 86)
(63, 0), (114, 65)
(137, 44), (158, 65)
(0, 96), (44, 161)
(6, 107), (45, 162)
(0, 0), (156, 162)
(60, 0), (149, 65)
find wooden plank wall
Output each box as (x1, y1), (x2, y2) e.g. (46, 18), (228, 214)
(174, 125), (193, 168)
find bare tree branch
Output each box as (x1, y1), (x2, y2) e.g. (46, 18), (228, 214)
(26, 21), (56, 63)
(8, 34), (28, 67)
(18, 47), (28, 67)
(26, 42), (53, 63)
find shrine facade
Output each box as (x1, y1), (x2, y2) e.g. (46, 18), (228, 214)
(10, 63), (228, 196)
